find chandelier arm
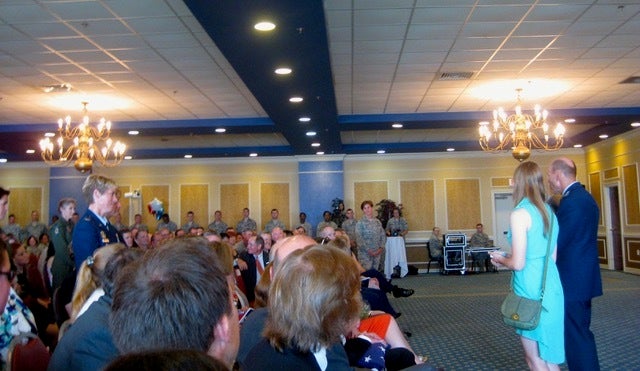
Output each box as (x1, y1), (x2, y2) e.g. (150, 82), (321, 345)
(92, 146), (125, 167)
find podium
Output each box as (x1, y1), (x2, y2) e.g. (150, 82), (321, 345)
(384, 237), (408, 279)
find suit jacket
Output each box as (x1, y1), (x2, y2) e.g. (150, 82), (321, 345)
(72, 210), (119, 270)
(555, 182), (603, 301)
(48, 296), (119, 371)
(238, 250), (269, 304)
(243, 337), (352, 371)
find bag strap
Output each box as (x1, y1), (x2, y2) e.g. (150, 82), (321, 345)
(539, 210), (555, 300)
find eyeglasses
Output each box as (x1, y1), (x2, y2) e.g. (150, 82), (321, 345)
(0, 271), (15, 281)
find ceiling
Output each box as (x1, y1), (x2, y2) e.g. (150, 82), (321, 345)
(1, 0), (640, 164)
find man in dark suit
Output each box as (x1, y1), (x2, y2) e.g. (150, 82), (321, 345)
(237, 234), (269, 305)
(549, 158), (602, 370)
(72, 174), (120, 270)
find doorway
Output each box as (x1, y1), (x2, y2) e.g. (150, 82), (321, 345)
(493, 193), (513, 252)
(604, 185), (623, 270)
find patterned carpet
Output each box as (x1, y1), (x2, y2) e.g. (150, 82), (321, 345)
(388, 269), (640, 370)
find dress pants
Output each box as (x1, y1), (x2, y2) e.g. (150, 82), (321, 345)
(565, 299), (600, 370)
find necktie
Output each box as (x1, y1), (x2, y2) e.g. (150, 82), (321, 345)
(255, 256), (264, 275)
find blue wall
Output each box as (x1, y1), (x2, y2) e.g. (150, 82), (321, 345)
(48, 167), (89, 221)
(298, 160), (344, 237)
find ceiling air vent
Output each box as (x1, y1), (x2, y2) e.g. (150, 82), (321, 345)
(439, 72), (474, 81)
(620, 76), (640, 84)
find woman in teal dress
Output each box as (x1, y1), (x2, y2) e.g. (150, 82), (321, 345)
(490, 161), (565, 369)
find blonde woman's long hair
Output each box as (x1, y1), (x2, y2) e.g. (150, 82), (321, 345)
(512, 161), (551, 235)
(70, 243), (124, 321)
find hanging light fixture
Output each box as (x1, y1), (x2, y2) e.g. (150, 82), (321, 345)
(478, 89), (565, 161)
(39, 102), (126, 172)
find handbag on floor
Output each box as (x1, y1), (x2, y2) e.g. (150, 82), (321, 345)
(500, 215), (554, 330)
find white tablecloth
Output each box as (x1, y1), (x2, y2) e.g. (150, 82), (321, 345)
(384, 236), (408, 279)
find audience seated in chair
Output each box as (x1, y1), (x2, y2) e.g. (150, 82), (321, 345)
(0, 239), (38, 368)
(109, 237), (240, 370)
(243, 243), (426, 370)
(49, 247), (142, 371)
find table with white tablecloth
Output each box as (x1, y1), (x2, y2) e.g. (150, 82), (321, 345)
(384, 236), (408, 279)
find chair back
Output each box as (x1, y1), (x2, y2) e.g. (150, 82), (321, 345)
(426, 241), (434, 260)
(6, 333), (50, 371)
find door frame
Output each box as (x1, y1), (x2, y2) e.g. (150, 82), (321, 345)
(603, 181), (624, 270)
(492, 191), (513, 252)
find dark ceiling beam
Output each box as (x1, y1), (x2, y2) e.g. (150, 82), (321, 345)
(183, 0), (341, 155)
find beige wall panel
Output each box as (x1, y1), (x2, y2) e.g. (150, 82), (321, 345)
(354, 181), (388, 219)
(446, 179), (481, 230)
(625, 238), (640, 269)
(400, 180), (434, 231)
(220, 184), (250, 227)
(181, 184), (208, 227)
(141, 185), (169, 233)
(589, 172), (603, 226)
(597, 238), (607, 265)
(260, 183), (290, 230)
(623, 164), (640, 225)
(604, 167), (619, 180)
(7, 187), (42, 227)
(491, 177), (511, 187)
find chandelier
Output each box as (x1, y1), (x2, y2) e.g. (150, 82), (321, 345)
(478, 89), (565, 161)
(39, 102), (126, 172)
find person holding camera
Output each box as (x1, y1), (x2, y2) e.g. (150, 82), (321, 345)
(385, 208), (408, 238)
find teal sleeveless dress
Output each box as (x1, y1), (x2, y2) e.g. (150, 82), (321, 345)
(508, 198), (565, 364)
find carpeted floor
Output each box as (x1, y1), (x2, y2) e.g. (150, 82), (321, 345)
(388, 269), (640, 370)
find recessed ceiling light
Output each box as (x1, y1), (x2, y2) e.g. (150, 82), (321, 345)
(573, 144), (583, 148)
(275, 67), (292, 75)
(564, 118), (576, 123)
(377, 150), (386, 154)
(289, 96), (303, 103)
(599, 134), (609, 139)
(128, 130), (139, 135)
(0, 159), (7, 163)
(446, 148), (455, 152)
(311, 142), (320, 147)
(316, 151), (324, 155)
(299, 117), (311, 122)
(25, 149), (35, 154)
(249, 153), (258, 157)
(306, 131), (316, 136)
(124, 155), (133, 160)
(215, 128), (226, 133)
(254, 21), (276, 31)
(44, 132), (55, 137)
(184, 154), (193, 159)
(631, 122), (640, 127)
(392, 123), (403, 128)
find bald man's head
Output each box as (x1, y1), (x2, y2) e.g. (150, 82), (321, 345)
(270, 235), (316, 273)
